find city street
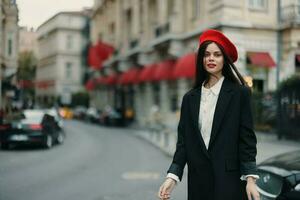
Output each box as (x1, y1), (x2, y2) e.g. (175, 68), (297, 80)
(0, 120), (187, 200)
(1, 1), (300, 200)
(0, 120), (299, 200)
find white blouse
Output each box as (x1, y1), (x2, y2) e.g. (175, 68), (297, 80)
(199, 76), (224, 149)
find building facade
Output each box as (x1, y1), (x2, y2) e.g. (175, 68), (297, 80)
(19, 26), (38, 55)
(36, 11), (90, 106)
(0, 0), (19, 109)
(90, 0), (300, 128)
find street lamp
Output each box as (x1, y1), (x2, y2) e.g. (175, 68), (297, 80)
(0, 65), (2, 109)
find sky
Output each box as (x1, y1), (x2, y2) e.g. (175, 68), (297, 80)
(18, 0), (94, 30)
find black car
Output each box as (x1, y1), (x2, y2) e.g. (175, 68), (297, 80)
(257, 150), (300, 200)
(0, 109), (64, 149)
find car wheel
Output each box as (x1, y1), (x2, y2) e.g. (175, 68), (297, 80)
(1, 143), (9, 150)
(44, 135), (53, 149)
(56, 132), (64, 144)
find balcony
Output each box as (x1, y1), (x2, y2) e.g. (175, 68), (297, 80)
(281, 4), (300, 24)
(154, 22), (170, 38)
(129, 39), (139, 49)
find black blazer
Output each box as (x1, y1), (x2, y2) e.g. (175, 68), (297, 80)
(167, 78), (257, 200)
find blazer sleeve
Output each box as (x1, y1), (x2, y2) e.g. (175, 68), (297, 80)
(167, 94), (187, 181)
(239, 87), (258, 175)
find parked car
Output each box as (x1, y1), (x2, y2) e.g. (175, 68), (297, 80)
(72, 106), (87, 120)
(256, 150), (300, 200)
(99, 107), (123, 126)
(0, 109), (64, 149)
(85, 107), (100, 123)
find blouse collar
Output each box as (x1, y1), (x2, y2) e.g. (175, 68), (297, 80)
(202, 76), (225, 96)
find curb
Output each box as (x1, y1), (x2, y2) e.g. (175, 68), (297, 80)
(131, 127), (175, 157)
(130, 126), (300, 157)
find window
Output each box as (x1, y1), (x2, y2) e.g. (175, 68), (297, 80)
(169, 81), (178, 112)
(109, 23), (115, 35)
(296, 54), (300, 73)
(66, 35), (73, 50)
(149, 0), (158, 27)
(8, 38), (12, 56)
(298, 0), (300, 15)
(253, 79), (264, 92)
(9, 0), (16, 5)
(167, 0), (174, 18)
(109, 23), (115, 41)
(249, 0), (267, 10)
(153, 83), (160, 105)
(192, 0), (200, 19)
(98, 33), (103, 41)
(126, 9), (132, 40)
(65, 62), (72, 79)
(139, 1), (144, 33)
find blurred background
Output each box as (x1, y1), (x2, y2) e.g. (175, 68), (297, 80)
(0, 0), (300, 200)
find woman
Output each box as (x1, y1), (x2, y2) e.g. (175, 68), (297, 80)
(158, 29), (260, 200)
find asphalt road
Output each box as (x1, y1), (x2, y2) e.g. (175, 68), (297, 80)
(1, 120), (299, 200)
(0, 120), (187, 200)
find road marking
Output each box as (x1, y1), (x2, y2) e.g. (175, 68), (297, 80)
(121, 171), (160, 180)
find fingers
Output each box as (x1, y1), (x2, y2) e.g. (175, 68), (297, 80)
(162, 192), (171, 200)
(247, 193), (260, 200)
(252, 192), (260, 200)
(158, 183), (171, 200)
(158, 185), (167, 199)
(247, 190), (252, 200)
(246, 189), (260, 200)
(157, 185), (163, 199)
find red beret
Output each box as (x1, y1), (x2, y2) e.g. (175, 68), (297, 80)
(199, 29), (238, 63)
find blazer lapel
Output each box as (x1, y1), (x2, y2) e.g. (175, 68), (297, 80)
(208, 79), (233, 150)
(190, 87), (210, 158)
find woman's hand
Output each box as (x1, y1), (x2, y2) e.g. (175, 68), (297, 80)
(246, 177), (260, 200)
(158, 178), (176, 200)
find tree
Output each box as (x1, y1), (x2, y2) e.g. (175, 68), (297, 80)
(17, 51), (37, 108)
(71, 91), (90, 107)
(17, 51), (37, 81)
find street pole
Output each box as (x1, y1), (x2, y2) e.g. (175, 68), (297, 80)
(277, 1), (281, 89)
(276, 0), (282, 139)
(0, 65), (2, 109)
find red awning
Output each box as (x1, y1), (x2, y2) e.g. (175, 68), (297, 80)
(173, 53), (196, 79)
(118, 71), (130, 85)
(138, 64), (158, 83)
(106, 74), (118, 85)
(153, 60), (175, 81)
(119, 68), (141, 85)
(85, 79), (96, 91)
(19, 80), (34, 89)
(247, 52), (276, 68)
(36, 80), (55, 89)
(88, 45), (103, 70)
(87, 41), (114, 70)
(126, 68), (141, 84)
(96, 41), (114, 60)
(96, 76), (107, 85)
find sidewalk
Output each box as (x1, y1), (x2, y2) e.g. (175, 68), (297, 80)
(255, 131), (300, 163)
(130, 124), (300, 163)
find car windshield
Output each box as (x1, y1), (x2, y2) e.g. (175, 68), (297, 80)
(256, 169), (283, 198)
(22, 110), (44, 124)
(45, 109), (59, 120)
